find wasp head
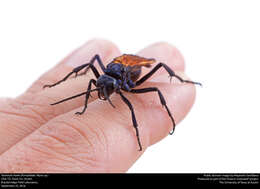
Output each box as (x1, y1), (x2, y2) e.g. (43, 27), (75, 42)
(96, 75), (120, 107)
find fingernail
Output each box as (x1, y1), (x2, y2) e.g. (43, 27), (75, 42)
(65, 39), (120, 67)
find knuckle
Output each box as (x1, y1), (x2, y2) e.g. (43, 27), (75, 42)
(12, 92), (72, 124)
(11, 94), (54, 124)
(33, 118), (110, 171)
(0, 97), (46, 126)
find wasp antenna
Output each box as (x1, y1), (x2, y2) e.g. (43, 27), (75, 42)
(50, 91), (87, 105)
(50, 88), (99, 106)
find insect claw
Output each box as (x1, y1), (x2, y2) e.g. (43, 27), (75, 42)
(43, 84), (51, 89)
(169, 127), (175, 135)
(169, 76), (173, 83)
(108, 99), (116, 108)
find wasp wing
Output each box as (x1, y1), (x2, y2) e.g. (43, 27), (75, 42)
(113, 54), (156, 67)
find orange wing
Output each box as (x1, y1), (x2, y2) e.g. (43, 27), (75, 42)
(113, 54), (156, 67)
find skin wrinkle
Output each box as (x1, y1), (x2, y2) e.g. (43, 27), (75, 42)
(145, 105), (168, 141)
(27, 136), (74, 165)
(75, 118), (102, 146)
(24, 132), (103, 172)
(1, 146), (36, 173)
(48, 148), (102, 172)
(44, 118), (110, 170)
(81, 119), (110, 162)
(1, 131), (67, 172)
(67, 116), (111, 169)
(49, 119), (94, 149)
(39, 161), (73, 172)
(13, 96), (53, 124)
(0, 112), (46, 149)
(79, 102), (123, 168)
(22, 105), (48, 123)
(26, 145), (79, 172)
(0, 98), (46, 125)
(37, 128), (68, 146)
(97, 98), (137, 137)
(0, 116), (35, 139)
(0, 110), (41, 123)
(2, 98), (22, 109)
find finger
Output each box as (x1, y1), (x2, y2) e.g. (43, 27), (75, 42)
(137, 41), (185, 78)
(0, 75), (196, 173)
(26, 38), (120, 93)
(0, 39), (121, 154)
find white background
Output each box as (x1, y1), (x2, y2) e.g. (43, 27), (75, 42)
(0, 0), (259, 173)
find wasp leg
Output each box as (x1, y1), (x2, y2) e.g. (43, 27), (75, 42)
(43, 54), (104, 88)
(80, 54), (106, 76)
(130, 87), (176, 135)
(75, 79), (97, 115)
(90, 54), (106, 72)
(118, 91), (142, 151)
(77, 63), (101, 78)
(135, 62), (202, 86)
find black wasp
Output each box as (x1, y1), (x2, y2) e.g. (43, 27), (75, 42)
(44, 54), (201, 151)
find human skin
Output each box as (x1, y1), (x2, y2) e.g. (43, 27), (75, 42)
(0, 39), (196, 172)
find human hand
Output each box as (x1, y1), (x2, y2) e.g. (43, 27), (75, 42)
(0, 39), (196, 172)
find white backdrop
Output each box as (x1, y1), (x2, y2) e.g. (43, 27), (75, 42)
(0, 0), (259, 173)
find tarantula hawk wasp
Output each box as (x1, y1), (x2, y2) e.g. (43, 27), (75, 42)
(43, 54), (201, 151)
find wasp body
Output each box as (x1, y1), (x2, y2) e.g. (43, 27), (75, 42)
(44, 54), (201, 151)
